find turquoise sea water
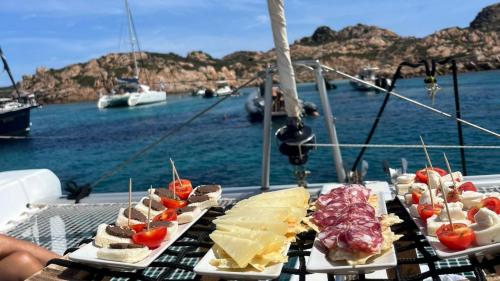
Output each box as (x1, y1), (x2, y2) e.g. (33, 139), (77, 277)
(1, 70), (499, 193)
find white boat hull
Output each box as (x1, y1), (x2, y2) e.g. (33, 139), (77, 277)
(97, 94), (130, 109)
(128, 90), (166, 107)
(215, 87), (232, 97)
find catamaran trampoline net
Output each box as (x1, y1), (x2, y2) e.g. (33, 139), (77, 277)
(7, 188), (500, 281)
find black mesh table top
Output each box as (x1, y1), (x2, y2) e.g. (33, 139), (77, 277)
(24, 198), (498, 281)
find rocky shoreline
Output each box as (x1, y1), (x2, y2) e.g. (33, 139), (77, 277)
(17, 3), (500, 104)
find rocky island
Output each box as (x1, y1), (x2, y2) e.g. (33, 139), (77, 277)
(16, 3), (500, 104)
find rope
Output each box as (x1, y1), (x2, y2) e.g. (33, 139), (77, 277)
(322, 66), (500, 138)
(301, 143), (500, 149)
(90, 72), (264, 188)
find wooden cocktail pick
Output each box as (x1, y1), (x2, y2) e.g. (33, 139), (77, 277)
(443, 153), (458, 189)
(128, 178), (132, 227)
(147, 185), (153, 231)
(420, 135), (434, 169)
(425, 164), (435, 208)
(440, 155), (455, 231)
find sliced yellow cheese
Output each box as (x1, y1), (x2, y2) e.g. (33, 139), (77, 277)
(215, 225), (286, 254)
(210, 232), (263, 268)
(226, 206), (306, 223)
(238, 196), (308, 208)
(251, 187), (309, 200)
(216, 212), (287, 224)
(209, 187), (309, 271)
(215, 220), (288, 235)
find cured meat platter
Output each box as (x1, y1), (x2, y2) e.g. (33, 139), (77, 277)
(307, 184), (399, 274)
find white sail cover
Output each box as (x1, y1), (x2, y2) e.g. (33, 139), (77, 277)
(267, 0), (301, 118)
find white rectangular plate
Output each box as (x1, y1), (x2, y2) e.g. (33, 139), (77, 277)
(306, 191), (397, 274)
(68, 209), (208, 270)
(397, 196), (500, 259)
(194, 243), (291, 280)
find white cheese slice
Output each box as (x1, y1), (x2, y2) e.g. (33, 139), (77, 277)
(396, 174), (415, 184)
(396, 183), (412, 195)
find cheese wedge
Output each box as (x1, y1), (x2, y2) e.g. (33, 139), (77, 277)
(226, 206), (306, 223)
(216, 225), (286, 254)
(251, 187), (309, 200)
(210, 232), (263, 268)
(215, 212), (287, 226)
(237, 196), (307, 208)
(215, 220), (288, 235)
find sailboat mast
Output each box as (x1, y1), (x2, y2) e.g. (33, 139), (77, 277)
(124, 0), (139, 79)
(0, 47), (21, 99)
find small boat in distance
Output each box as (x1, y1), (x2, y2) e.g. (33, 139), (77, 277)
(97, 0), (166, 109)
(349, 67), (391, 91)
(191, 87), (206, 96)
(245, 86), (319, 122)
(214, 80), (233, 97)
(0, 47), (38, 136)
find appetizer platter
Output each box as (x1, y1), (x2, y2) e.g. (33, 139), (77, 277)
(70, 160), (223, 269)
(307, 184), (402, 273)
(395, 138), (500, 258)
(194, 187), (309, 279)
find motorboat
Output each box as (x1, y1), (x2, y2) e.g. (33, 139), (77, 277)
(349, 67), (392, 91)
(245, 86), (318, 122)
(97, 0), (166, 109)
(0, 48), (38, 135)
(191, 88), (206, 96)
(214, 80), (233, 96)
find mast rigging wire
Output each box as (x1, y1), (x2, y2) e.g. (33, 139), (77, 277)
(300, 143), (500, 150)
(322, 66), (500, 138)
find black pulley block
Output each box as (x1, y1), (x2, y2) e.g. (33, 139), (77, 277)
(276, 118), (315, 165)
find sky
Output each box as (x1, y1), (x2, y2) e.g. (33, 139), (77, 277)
(0, 0), (497, 85)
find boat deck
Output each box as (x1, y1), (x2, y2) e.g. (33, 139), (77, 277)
(4, 180), (499, 280)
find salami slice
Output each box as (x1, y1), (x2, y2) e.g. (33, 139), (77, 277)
(345, 227), (383, 253)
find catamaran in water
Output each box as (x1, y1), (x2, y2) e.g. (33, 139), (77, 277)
(97, 0), (166, 109)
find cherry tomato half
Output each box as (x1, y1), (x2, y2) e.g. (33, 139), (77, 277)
(132, 226), (167, 249)
(418, 204), (443, 221)
(129, 223), (146, 233)
(415, 167), (447, 183)
(436, 223), (475, 250)
(446, 189), (461, 203)
(458, 182), (477, 193)
(168, 179), (193, 200)
(161, 197), (188, 209)
(153, 209), (177, 222)
(481, 197), (500, 214)
(412, 191), (422, 204)
(467, 207), (480, 222)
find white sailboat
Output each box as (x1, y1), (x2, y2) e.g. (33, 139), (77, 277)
(97, 0), (166, 109)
